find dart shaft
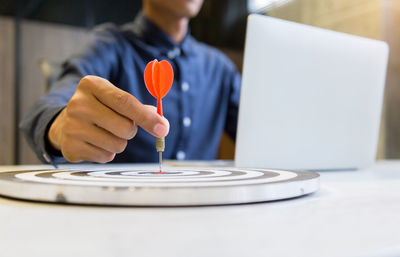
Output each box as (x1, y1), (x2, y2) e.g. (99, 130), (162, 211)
(159, 151), (163, 172)
(156, 137), (165, 172)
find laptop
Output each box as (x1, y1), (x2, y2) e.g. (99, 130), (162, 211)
(235, 14), (389, 170)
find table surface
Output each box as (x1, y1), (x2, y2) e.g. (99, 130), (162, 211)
(1, 161), (400, 257)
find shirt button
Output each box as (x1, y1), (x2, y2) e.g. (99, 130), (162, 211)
(177, 151), (186, 160)
(183, 117), (191, 127)
(182, 82), (189, 92)
(167, 47), (181, 59)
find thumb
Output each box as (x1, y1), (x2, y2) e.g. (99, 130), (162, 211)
(143, 105), (170, 138)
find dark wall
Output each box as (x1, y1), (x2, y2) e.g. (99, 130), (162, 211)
(1, 0), (248, 50)
(191, 0), (248, 49)
(1, 0), (142, 28)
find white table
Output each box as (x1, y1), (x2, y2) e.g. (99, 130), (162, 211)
(1, 161), (400, 257)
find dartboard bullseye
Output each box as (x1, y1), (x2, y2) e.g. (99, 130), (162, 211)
(0, 166), (319, 206)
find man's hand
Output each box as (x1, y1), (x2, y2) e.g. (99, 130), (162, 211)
(48, 75), (169, 163)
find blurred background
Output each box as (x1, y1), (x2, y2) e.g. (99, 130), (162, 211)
(0, 0), (399, 165)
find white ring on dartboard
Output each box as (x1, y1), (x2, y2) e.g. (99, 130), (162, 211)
(14, 169), (297, 187)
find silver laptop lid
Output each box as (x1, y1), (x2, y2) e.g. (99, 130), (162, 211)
(235, 14), (389, 170)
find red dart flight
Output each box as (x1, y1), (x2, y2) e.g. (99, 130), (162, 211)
(144, 59), (174, 116)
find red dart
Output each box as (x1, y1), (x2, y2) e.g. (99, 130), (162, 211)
(144, 59), (174, 116)
(144, 59), (174, 174)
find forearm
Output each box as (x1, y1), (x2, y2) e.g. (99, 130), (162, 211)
(19, 75), (78, 164)
(20, 101), (66, 164)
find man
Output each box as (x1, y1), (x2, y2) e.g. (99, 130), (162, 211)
(20, 0), (241, 164)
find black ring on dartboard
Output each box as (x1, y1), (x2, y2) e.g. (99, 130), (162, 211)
(77, 169), (268, 183)
(72, 170), (210, 177)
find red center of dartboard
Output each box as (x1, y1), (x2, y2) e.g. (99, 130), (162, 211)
(156, 171), (167, 174)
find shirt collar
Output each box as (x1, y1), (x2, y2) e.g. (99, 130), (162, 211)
(124, 11), (196, 58)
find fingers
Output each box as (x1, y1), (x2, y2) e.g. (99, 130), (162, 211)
(66, 93), (138, 140)
(61, 137), (116, 163)
(78, 75), (169, 138)
(62, 116), (130, 154)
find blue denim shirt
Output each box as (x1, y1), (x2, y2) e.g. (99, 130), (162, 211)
(20, 12), (241, 164)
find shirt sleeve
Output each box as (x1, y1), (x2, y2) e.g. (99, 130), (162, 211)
(223, 60), (242, 141)
(19, 23), (122, 164)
